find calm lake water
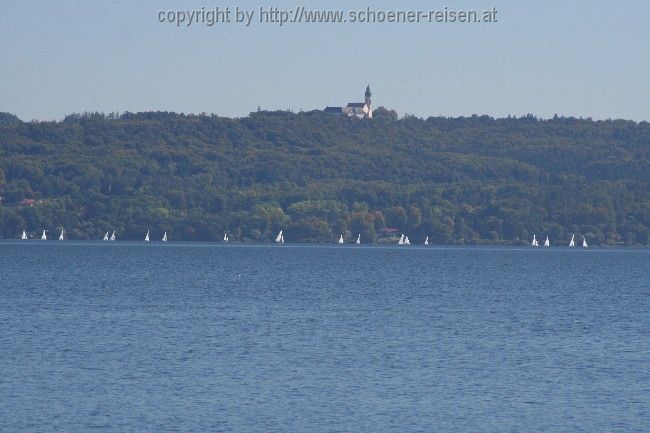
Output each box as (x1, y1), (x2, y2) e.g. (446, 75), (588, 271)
(1, 242), (648, 432)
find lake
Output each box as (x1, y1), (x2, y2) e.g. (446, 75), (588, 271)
(1, 242), (648, 432)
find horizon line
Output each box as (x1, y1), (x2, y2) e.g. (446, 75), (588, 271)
(3, 108), (647, 124)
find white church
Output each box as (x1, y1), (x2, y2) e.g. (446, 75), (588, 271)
(324, 85), (373, 119)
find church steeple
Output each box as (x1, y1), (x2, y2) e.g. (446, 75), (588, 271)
(364, 85), (372, 118)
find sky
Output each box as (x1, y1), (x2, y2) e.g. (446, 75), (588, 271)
(0, 0), (648, 121)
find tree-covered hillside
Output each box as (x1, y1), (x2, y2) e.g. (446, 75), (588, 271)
(0, 109), (648, 245)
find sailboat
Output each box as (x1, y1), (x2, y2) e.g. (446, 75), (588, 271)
(223, 233), (229, 242)
(275, 230), (284, 244)
(162, 232), (167, 242)
(110, 231), (116, 241)
(58, 230), (64, 241)
(404, 236), (410, 245)
(145, 230), (150, 242)
(544, 236), (550, 247)
(424, 236), (429, 245)
(569, 234), (575, 247)
(103, 231), (109, 241)
(356, 234), (361, 244)
(398, 234), (404, 245)
(582, 236), (588, 248)
(338, 234), (344, 244)
(41, 230), (47, 240)
(21, 230), (27, 240)
(531, 234), (539, 247)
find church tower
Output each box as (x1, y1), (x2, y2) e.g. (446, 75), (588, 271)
(365, 85), (372, 118)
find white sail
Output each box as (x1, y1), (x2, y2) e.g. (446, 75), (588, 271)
(404, 236), (410, 245)
(275, 230), (283, 243)
(103, 231), (109, 241)
(544, 236), (549, 247)
(145, 230), (150, 242)
(223, 232), (229, 242)
(338, 234), (344, 244)
(582, 237), (588, 248)
(280, 234), (284, 243)
(41, 230), (47, 240)
(21, 230), (27, 240)
(58, 230), (64, 241)
(162, 232), (167, 242)
(356, 234), (361, 244)
(531, 234), (538, 247)
(569, 234), (575, 247)
(110, 231), (116, 241)
(424, 236), (429, 245)
(398, 234), (404, 245)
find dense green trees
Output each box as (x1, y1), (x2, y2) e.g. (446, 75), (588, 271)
(0, 109), (648, 245)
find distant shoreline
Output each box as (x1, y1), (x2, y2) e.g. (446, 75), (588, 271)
(1, 111), (648, 247)
(1, 240), (648, 250)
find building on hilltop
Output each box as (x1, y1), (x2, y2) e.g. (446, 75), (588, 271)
(324, 85), (372, 119)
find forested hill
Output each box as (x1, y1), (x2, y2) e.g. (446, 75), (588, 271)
(0, 108), (648, 245)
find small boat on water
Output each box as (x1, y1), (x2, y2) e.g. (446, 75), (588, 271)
(398, 234), (404, 245)
(58, 230), (64, 241)
(582, 236), (588, 248)
(21, 230), (27, 240)
(110, 231), (116, 241)
(275, 230), (284, 244)
(531, 234), (539, 247)
(145, 230), (150, 242)
(103, 231), (109, 241)
(338, 234), (344, 244)
(404, 236), (410, 245)
(162, 232), (167, 242)
(41, 230), (47, 240)
(356, 234), (361, 244)
(569, 234), (575, 247)
(544, 236), (550, 247)
(223, 233), (229, 242)
(424, 236), (429, 245)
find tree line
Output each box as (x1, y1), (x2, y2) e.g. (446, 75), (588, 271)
(0, 108), (648, 245)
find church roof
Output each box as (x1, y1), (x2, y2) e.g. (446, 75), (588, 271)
(347, 102), (366, 108)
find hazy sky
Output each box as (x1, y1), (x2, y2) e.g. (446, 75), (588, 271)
(1, 0), (648, 121)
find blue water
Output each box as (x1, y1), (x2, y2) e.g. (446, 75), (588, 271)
(1, 242), (648, 432)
